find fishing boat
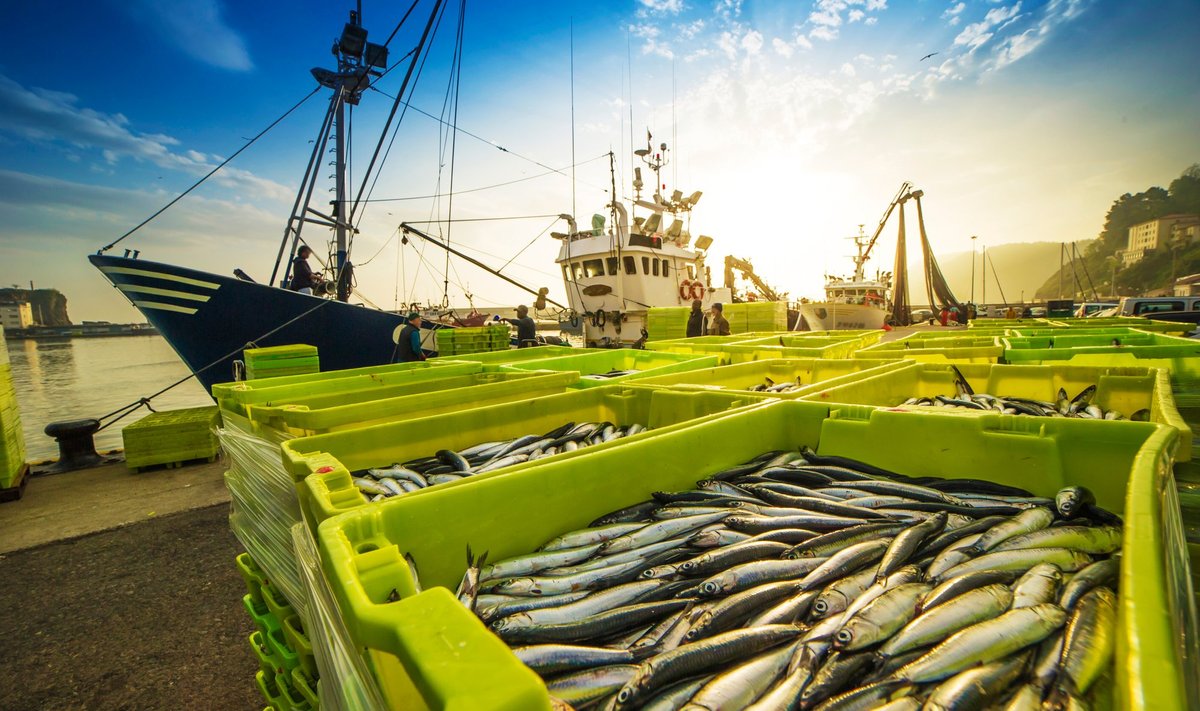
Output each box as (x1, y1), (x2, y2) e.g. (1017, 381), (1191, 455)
(550, 139), (732, 346)
(89, 4), (468, 393)
(796, 227), (894, 331)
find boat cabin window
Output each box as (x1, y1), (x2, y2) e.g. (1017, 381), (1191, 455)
(662, 259), (670, 278)
(606, 257), (618, 275)
(687, 265), (697, 280)
(562, 265), (570, 281)
(624, 256), (636, 274)
(583, 259), (605, 278)
(642, 256), (651, 274)
(652, 259), (659, 276)
(1133, 300), (1184, 314)
(572, 262), (585, 280)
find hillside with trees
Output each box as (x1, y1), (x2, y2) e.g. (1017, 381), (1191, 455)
(1034, 164), (1200, 300)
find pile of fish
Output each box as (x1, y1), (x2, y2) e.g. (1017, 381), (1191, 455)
(457, 448), (1120, 710)
(749, 377), (806, 394)
(583, 370), (644, 381)
(904, 368), (1149, 421)
(352, 421), (648, 501)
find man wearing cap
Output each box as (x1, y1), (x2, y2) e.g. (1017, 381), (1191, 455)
(707, 302), (731, 336)
(397, 312), (426, 362)
(505, 305), (538, 348)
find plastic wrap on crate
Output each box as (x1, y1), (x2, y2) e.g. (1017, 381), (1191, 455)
(221, 424), (305, 606)
(291, 522), (386, 711)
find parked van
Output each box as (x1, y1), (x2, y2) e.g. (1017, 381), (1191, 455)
(1118, 296), (1200, 316)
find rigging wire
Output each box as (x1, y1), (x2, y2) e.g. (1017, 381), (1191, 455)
(405, 213), (562, 223)
(442, 0), (467, 306)
(499, 218), (559, 272)
(98, 86), (320, 253)
(360, 153), (608, 202)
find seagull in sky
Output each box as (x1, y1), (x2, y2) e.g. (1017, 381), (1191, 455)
(920, 52), (939, 61)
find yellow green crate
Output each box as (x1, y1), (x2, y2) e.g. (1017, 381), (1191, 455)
(245, 370), (580, 439)
(1008, 326), (1155, 338)
(316, 400), (1195, 711)
(855, 334), (1004, 363)
(262, 581), (295, 622)
(284, 613), (318, 678)
(497, 348), (721, 386)
(250, 630), (284, 677)
(121, 406), (220, 471)
(213, 361), (482, 417)
(287, 385), (769, 527)
(236, 552), (269, 604)
(245, 344), (320, 380)
(267, 625), (301, 673)
(1002, 333), (1200, 386)
(428, 345), (576, 368)
(244, 593), (282, 638)
(1047, 317), (1194, 336)
(969, 317), (1052, 329)
(800, 360), (1193, 460)
(275, 670), (312, 711)
(291, 667), (320, 710)
(256, 669), (288, 710)
(634, 357), (907, 397)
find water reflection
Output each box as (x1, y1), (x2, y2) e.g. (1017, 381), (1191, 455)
(6, 336), (212, 461)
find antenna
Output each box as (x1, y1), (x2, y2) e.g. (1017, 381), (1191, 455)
(672, 60), (677, 188)
(570, 18), (577, 222)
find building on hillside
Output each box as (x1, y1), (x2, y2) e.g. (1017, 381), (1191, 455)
(0, 301), (34, 330)
(1120, 214), (1200, 266)
(1174, 273), (1200, 297)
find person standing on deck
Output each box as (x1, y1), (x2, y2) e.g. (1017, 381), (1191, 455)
(707, 303), (731, 336)
(397, 312), (426, 362)
(686, 300), (706, 338)
(506, 305), (538, 348)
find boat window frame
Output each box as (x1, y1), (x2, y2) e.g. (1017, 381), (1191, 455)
(572, 262), (585, 280)
(582, 259), (605, 278)
(623, 256), (636, 275)
(661, 259), (670, 278)
(652, 259), (660, 276)
(606, 257), (618, 276)
(642, 256), (651, 274)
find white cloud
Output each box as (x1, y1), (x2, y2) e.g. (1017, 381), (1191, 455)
(810, 2), (845, 27)
(954, 3), (1022, 49)
(130, 0), (252, 71)
(849, 9), (865, 22)
(795, 34), (814, 50)
(680, 19), (706, 39)
(0, 73), (289, 201)
(639, 0), (684, 12)
(772, 37), (794, 58)
(840, 62), (857, 77)
(865, 16), (878, 25)
(741, 30), (764, 55)
(810, 25), (839, 41)
(715, 0), (744, 20)
(866, 0), (887, 9)
(630, 23), (675, 59)
(943, 1), (966, 25)
(717, 31), (739, 59)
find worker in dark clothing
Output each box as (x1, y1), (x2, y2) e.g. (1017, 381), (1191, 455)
(289, 245), (322, 294)
(506, 304), (538, 347)
(707, 302), (731, 336)
(686, 299), (706, 338)
(396, 312), (425, 362)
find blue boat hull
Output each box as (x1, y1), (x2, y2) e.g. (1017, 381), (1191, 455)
(88, 254), (416, 395)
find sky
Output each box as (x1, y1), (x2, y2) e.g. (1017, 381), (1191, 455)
(0, 0), (1198, 322)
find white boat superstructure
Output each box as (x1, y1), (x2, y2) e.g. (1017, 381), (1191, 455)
(798, 227), (892, 331)
(554, 142), (730, 346)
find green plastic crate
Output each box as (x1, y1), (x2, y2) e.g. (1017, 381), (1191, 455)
(497, 349), (721, 386)
(250, 630), (283, 676)
(256, 669), (288, 710)
(429, 345), (576, 368)
(237, 552), (268, 604)
(855, 334), (1004, 363)
(1002, 333), (1200, 384)
(267, 625), (301, 673)
(244, 593), (282, 639)
(634, 357), (907, 397)
(245, 370), (579, 439)
(316, 400), (1194, 711)
(284, 613), (318, 678)
(275, 669), (312, 711)
(1047, 317), (1194, 336)
(291, 667), (320, 710)
(121, 406), (220, 470)
(287, 385), (769, 526)
(262, 581), (295, 622)
(801, 361), (1193, 460)
(214, 361), (483, 417)
(245, 344), (320, 380)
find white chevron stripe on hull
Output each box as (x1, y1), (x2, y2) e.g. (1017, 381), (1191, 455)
(98, 265), (220, 290)
(132, 300), (199, 315)
(116, 284), (212, 302)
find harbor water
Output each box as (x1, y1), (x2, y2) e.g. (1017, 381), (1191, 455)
(7, 336), (213, 461)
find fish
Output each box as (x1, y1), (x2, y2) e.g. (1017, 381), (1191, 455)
(1046, 587), (1117, 708)
(921, 652), (1030, 710)
(681, 642), (797, 711)
(834, 583), (931, 651)
(546, 664), (640, 707)
(879, 584), (1014, 658)
(1010, 563), (1063, 609)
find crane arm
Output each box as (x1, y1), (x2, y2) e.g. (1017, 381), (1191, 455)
(724, 255), (786, 302)
(862, 181), (912, 264)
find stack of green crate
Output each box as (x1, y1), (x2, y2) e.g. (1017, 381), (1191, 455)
(238, 552), (319, 710)
(245, 344), (320, 380)
(723, 301), (787, 332)
(647, 307), (689, 340)
(436, 325), (511, 356)
(122, 405), (220, 472)
(0, 327), (26, 494)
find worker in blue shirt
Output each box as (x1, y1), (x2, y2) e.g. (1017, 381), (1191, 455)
(397, 312), (425, 362)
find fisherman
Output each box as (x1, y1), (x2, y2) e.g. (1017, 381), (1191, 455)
(506, 304), (538, 348)
(938, 306), (950, 326)
(1006, 305), (1017, 319)
(289, 245), (322, 294)
(397, 312), (426, 362)
(949, 304), (961, 325)
(686, 299), (706, 338)
(707, 302), (731, 336)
